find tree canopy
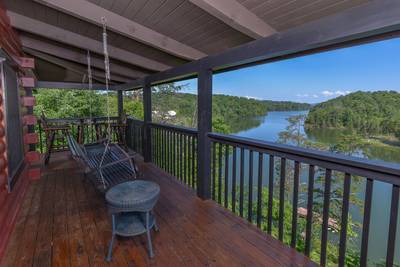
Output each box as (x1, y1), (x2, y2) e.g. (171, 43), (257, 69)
(306, 91), (400, 138)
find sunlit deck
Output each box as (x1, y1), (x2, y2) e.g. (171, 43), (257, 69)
(0, 152), (317, 267)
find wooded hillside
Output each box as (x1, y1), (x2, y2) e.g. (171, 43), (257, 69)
(306, 91), (400, 137)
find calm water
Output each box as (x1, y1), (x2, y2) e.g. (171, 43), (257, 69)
(233, 111), (400, 265)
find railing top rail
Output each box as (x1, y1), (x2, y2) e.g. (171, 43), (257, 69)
(149, 122), (197, 136)
(127, 117), (145, 124)
(208, 132), (400, 185)
(39, 116), (119, 123)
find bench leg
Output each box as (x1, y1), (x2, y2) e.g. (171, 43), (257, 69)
(106, 214), (116, 262)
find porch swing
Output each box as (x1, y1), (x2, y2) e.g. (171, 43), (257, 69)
(67, 18), (138, 192)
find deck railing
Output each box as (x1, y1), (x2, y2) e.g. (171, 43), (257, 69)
(149, 122), (198, 190)
(125, 121), (400, 267)
(37, 116), (120, 153)
(126, 117), (144, 155)
(208, 132), (400, 267)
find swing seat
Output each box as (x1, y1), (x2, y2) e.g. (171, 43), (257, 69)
(67, 133), (139, 192)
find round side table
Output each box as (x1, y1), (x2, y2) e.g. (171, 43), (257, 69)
(105, 180), (160, 261)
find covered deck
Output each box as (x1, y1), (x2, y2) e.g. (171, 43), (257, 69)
(1, 1), (400, 266)
(0, 152), (316, 267)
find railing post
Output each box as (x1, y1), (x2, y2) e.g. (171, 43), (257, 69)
(143, 79), (152, 162)
(117, 90), (123, 119)
(197, 68), (212, 199)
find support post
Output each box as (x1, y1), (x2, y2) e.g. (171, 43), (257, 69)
(117, 90), (123, 119)
(143, 79), (152, 162)
(197, 68), (212, 199)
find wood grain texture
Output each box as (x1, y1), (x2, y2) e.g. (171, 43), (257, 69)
(1, 152), (318, 267)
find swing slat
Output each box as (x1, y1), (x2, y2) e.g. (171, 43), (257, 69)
(67, 133), (138, 192)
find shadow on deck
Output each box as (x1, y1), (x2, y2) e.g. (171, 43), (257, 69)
(1, 152), (317, 267)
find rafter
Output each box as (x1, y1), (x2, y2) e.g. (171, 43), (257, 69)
(24, 47), (132, 83)
(7, 11), (171, 71)
(189, 0), (276, 39)
(20, 35), (147, 79)
(33, 0), (207, 60)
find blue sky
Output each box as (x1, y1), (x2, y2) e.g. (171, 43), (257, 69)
(179, 38), (400, 103)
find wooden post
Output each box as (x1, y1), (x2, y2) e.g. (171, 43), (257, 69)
(197, 68), (212, 199)
(117, 90), (123, 119)
(143, 79), (152, 162)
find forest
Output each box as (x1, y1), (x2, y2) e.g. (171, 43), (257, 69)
(34, 84), (310, 134)
(305, 91), (400, 138)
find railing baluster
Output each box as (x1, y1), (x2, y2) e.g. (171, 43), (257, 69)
(360, 178), (373, 267)
(291, 161), (300, 248)
(159, 128), (162, 166)
(267, 155), (274, 234)
(158, 128), (161, 166)
(171, 131), (174, 175)
(184, 135), (187, 185)
(248, 150), (254, 223)
(232, 146), (237, 213)
(320, 168), (332, 266)
(173, 131), (176, 177)
(168, 130), (172, 173)
(212, 142), (216, 201)
(181, 133), (184, 181)
(386, 185), (399, 267)
(257, 152), (263, 228)
(180, 133), (183, 181)
(218, 142), (223, 204)
(163, 129), (166, 170)
(179, 134), (183, 183)
(338, 173), (351, 267)
(239, 147), (245, 218)
(224, 144), (229, 209)
(278, 158), (286, 241)
(192, 136), (196, 189)
(305, 165), (315, 256)
(164, 130), (168, 171)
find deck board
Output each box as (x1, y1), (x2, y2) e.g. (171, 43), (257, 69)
(1, 152), (318, 267)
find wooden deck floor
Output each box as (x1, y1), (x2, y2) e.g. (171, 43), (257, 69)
(1, 152), (317, 267)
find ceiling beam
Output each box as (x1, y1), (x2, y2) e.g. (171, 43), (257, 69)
(36, 81), (110, 90)
(7, 11), (171, 72)
(19, 35), (147, 79)
(24, 47), (132, 83)
(33, 0), (206, 60)
(189, 0), (276, 39)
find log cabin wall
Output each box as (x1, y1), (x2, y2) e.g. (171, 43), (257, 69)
(0, 1), (39, 261)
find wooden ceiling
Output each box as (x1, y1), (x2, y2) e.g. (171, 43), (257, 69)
(3, 0), (368, 84)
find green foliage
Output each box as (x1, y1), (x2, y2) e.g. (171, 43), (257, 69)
(306, 91), (400, 139)
(34, 84), (310, 136)
(34, 88), (144, 119)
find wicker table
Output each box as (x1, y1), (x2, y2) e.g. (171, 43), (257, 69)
(105, 180), (160, 261)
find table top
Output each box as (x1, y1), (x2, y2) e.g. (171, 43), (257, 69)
(105, 180), (160, 210)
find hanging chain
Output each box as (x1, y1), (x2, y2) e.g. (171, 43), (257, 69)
(99, 17), (112, 189)
(87, 50), (93, 124)
(101, 17), (112, 139)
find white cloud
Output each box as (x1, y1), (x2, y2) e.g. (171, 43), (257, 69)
(322, 90), (334, 96)
(312, 94), (319, 98)
(321, 90), (352, 97)
(296, 93), (309, 98)
(244, 96), (261, 100)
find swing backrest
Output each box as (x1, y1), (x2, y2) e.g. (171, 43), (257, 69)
(67, 133), (90, 166)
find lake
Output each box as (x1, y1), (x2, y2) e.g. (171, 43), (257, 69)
(234, 110), (400, 265)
